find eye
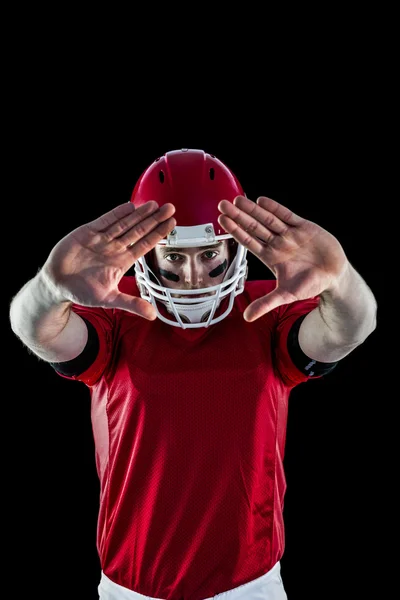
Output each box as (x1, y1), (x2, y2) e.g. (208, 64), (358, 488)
(164, 251), (218, 262)
(165, 253), (182, 262)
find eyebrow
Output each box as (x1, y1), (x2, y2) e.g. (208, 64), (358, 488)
(162, 242), (223, 253)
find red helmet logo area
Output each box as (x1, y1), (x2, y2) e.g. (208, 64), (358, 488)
(131, 149), (249, 329)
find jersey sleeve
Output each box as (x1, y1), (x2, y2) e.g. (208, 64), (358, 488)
(51, 304), (115, 386)
(239, 281), (335, 386)
(50, 276), (139, 386)
(273, 296), (336, 386)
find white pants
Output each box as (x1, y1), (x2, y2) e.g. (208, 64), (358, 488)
(98, 561), (287, 600)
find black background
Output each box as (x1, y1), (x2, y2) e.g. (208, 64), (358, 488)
(4, 42), (389, 600)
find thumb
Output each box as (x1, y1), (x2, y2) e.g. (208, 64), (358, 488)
(110, 293), (157, 320)
(243, 288), (291, 322)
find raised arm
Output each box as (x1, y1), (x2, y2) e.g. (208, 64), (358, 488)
(10, 201), (176, 363)
(218, 195), (377, 362)
(297, 261), (376, 362)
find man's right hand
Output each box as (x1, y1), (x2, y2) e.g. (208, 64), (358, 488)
(41, 201), (176, 320)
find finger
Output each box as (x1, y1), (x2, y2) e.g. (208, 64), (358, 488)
(87, 202), (140, 233)
(219, 198), (284, 244)
(218, 201), (273, 244)
(119, 203), (176, 249)
(233, 196), (288, 234)
(218, 214), (267, 257)
(109, 293), (158, 320)
(99, 201), (160, 240)
(126, 215), (177, 260)
(243, 288), (296, 321)
(256, 197), (303, 226)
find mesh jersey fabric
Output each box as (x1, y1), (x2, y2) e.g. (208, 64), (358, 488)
(54, 277), (323, 600)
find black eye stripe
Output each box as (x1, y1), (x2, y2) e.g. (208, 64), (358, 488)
(209, 259), (228, 278)
(159, 269), (179, 282)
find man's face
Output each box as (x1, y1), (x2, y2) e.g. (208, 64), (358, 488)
(152, 241), (231, 298)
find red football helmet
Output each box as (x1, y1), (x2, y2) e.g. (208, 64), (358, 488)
(131, 148), (248, 328)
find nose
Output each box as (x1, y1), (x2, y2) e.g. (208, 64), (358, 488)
(183, 258), (204, 287)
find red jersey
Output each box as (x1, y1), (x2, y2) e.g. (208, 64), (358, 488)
(57, 277), (320, 600)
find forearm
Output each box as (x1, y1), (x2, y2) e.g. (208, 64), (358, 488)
(299, 262), (377, 362)
(9, 269), (88, 362)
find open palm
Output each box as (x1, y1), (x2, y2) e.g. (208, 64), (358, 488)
(218, 195), (348, 321)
